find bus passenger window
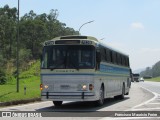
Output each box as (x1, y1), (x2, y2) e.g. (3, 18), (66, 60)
(96, 51), (101, 69)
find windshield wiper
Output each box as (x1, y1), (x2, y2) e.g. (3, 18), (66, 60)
(70, 62), (79, 71)
(49, 66), (57, 71)
(49, 60), (65, 71)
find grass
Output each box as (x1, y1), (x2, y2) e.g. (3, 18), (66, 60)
(0, 77), (40, 102)
(0, 61), (41, 102)
(145, 77), (160, 82)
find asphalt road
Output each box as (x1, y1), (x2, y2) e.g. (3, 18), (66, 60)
(0, 81), (160, 120)
(132, 81), (160, 111)
(101, 81), (160, 120)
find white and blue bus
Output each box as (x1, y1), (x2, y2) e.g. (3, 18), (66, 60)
(40, 35), (131, 106)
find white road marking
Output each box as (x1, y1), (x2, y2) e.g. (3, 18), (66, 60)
(148, 103), (160, 104)
(99, 85), (160, 120)
(130, 86), (158, 110)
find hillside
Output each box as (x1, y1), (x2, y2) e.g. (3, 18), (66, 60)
(0, 5), (78, 85)
(140, 60), (160, 78)
(0, 61), (41, 102)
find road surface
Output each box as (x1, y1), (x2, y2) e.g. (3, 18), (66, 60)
(0, 81), (160, 120)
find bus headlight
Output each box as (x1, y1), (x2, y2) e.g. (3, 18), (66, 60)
(82, 85), (87, 90)
(77, 84), (88, 91)
(44, 85), (49, 89)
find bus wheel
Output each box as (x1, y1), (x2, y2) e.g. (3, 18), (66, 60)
(53, 101), (63, 107)
(120, 84), (125, 99)
(114, 84), (125, 99)
(96, 86), (104, 106)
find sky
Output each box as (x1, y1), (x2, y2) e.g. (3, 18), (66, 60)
(1, 0), (160, 71)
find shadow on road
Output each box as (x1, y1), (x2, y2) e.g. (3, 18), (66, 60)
(36, 97), (129, 112)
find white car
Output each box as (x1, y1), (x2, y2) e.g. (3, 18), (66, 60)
(139, 77), (144, 82)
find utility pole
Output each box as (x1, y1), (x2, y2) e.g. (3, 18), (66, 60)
(16, 0), (20, 92)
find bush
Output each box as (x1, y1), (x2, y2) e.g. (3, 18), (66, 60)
(0, 69), (7, 85)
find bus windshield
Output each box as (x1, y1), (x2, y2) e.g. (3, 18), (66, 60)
(41, 45), (95, 69)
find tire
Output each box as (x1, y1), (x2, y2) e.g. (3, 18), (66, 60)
(114, 84), (125, 99)
(119, 84), (125, 99)
(96, 86), (104, 106)
(125, 92), (129, 95)
(53, 101), (63, 107)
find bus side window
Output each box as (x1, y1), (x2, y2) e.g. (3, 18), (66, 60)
(96, 51), (101, 70)
(100, 47), (105, 62)
(106, 49), (111, 63)
(110, 51), (113, 63)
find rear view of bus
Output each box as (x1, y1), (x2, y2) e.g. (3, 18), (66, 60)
(40, 35), (131, 107)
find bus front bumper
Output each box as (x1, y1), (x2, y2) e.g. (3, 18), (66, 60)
(41, 92), (97, 101)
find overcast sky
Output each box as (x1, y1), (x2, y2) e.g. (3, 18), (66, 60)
(1, 0), (160, 71)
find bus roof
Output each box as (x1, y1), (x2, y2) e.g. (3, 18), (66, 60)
(52, 35), (98, 42)
(98, 40), (129, 57)
(47, 35), (129, 57)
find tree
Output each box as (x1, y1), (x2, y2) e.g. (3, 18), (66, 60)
(0, 5), (17, 59)
(0, 5), (79, 82)
(0, 69), (7, 85)
(19, 18), (48, 58)
(152, 61), (160, 77)
(140, 67), (152, 77)
(140, 61), (160, 78)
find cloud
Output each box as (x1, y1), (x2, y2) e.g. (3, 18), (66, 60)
(130, 22), (144, 30)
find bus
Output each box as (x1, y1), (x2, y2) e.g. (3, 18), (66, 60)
(40, 35), (131, 106)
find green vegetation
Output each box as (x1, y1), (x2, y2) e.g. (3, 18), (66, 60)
(0, 5), (79, 85)
(0, 4), (78, 103)
(0, 77), (40, 102)
(0, 61), (41, 102)
(140, 61), (160, 82)
(145, 77), (160, 82)
(140, 61), (160, 78)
